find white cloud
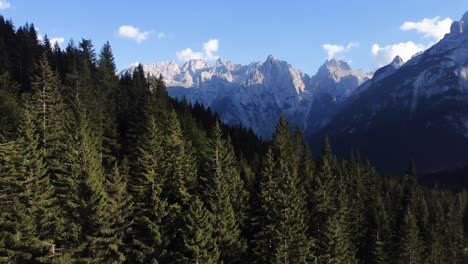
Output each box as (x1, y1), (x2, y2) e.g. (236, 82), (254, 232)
(118, 25), (149, 43)
(36, 30), (65, 47)
(371, 42), (427, 68)
(322, 42), (358, 60)
(176, 48), (204, 61)
(50, 37), (65, 46)
(0, 0), (11, 10)
(370, 15), (453, 69)
(203, 39), (219, 60)
(176, 38), (220, 62)
(401, 16), (453, 41)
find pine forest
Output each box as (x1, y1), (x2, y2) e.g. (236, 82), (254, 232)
(0, 17), (467, 264)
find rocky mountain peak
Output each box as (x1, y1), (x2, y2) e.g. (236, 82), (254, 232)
(391, 56), (404, 68)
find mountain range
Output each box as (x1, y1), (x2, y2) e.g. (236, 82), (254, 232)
(123, 55), (371, 138)
(124, 11), (468, 172)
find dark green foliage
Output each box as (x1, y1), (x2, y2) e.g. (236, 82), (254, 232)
(0, 73), (22, 141)
(127, 116), (166, 263)
(73, 116), (114, 263)
(104, 163), (132, 263)
(201, 121), (246, 263)
(0, 16), (466, 264)
(399, 207), (424, 264)
(97, 42), (120, 172)
(253, 116), (311, 264)
(179, 197), (220, 264)
(30, 55), (78, 246)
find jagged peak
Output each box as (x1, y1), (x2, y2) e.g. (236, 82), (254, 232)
(449, 11), (468, 35)
(462, 10), (468, 25)
(391, 56), (404, 68)
(318, 59), (352, 75)
(266, 54), (278, 62)
(180, 59), (210, 72)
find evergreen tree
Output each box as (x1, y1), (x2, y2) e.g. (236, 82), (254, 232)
(254, 116), (310, 264)
(313, 136), (339, 263)
(104, 163), (133, 263)
(127, 116), (166, 264)
(0, 73), (22, 141)
(73, 114), (114, 263)
(30, 55), (78, 247)
(326, 174), (359, 264)
(400, 207), (424, 264)
(202, 121), (246, 263)
(17, 108), (59, 243)
(179, 197), (220, 264)
(252, 148), (279, 264)
(97, 42), (120, 172)
(0, 140), (38, 262)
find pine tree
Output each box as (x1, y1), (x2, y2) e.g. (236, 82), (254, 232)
(17, 108), (59, 243)
(326, 174), (359, 264)
(400, 207), (424, 264)
(104, 163), (133, 263)
(119, 64), (149, 164)
(127, 116), (166, 264)
(97, 42), (120, 172)
(0, 73), (22, 141)
(202, 121), (246, 263)
(252, 148), (280, 264)
(313, 136), (339, 263)
(374, 188), (392, 264)
(73, 115), (114, 263)
(162, 111), (196, 206)
(0, 140), (36, 262)
(179, 197), (220, 264)
(253, 116), (310, 264)
(30, 55), (78, 247)
(208, 122), (248, 227)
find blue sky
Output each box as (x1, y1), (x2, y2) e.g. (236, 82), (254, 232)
(0, 0), (467, 74)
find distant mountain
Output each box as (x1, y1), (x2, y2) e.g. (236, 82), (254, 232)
(313, 11), (468, 172)
(124, 56), (371, 138)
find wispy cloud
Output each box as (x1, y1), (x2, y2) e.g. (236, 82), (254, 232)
(176, 39), (220, 62)
(0, 0), (11, 10)
(36, 29), (65, 47)
(50, 37), (65, 46)
(157, 32), (166, 39)
(322, 42), (358, 60)
(400, 16), (453, 41)
(371, 42), (426, 68)
(371, 15), (452, 68)
(118, 25), (150, 43)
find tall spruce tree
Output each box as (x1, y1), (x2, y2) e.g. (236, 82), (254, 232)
(179, 197), (220, 264)
(400, 207), (424, 264)
(127, 116), (166, 264)
(0, 140), (40, 262)
(252, 148), (280, 264)
(103, 163), (133, 263)
(97, 42), (120, 172)
(313, 136), (339, 263)
(31, 55), (78, 247)
(254, 116), (310, 264)
(73, 114), (114, 263)
(17, 108), (59, 243)
(202, 121), (246, 263)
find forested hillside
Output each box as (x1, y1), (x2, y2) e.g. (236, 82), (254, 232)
(0, 17), (467, 264)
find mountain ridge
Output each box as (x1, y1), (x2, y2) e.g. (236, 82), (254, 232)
(123, 56), (372, 138)
(312, 11), (468, 171)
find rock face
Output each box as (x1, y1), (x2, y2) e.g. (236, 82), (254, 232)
(124, 56), (370, 138)
(313, 11), (468, 172)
